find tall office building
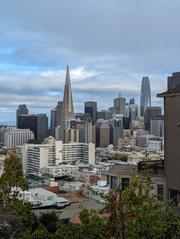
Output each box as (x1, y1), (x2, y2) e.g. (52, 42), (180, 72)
(109, 119), (124, 146)
(96, 110), (112, 120)
(158, 81), (180, 206)
(150, 115), (164, 137)
(16, 104), (29, 127)
(37, 114), (48, 143)
(144, 107), (161, 131)
(129, 104), (139, 121)
(50, 101), (63, 137)
(50, 109), (56, 137)
(56, 101), (63, 126)
(60, 66), (75, 142)
(113, 96), (126, 116)
(84, 101), (97, 124)
(140, 77), (151, 116)
(18, 115), (37, 139)
(18, 114), (48, 143)
(168, 72), (180, 90)
(85, 119), (96, 144)
(129, 98), (135, 105)
(96, 120), (110, 148)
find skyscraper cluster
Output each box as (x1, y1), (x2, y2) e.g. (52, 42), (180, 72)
(10, 66), (164, 151)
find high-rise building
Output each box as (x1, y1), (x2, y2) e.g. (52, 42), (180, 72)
(150, 115), (164, 137)
(140, 77), (151, 116)
(96, 110), (112, 120)
(18, 115), (38, 139)
(4, 128), (34, 148)
(0, 125), (8, 144)
(16, 104), (29, 127)
(50, 109), (56, 137)
(108, 106), (114, 114)
(84, 101), (97, 123)
(129, 104), (139, 121)
(85, 119), (96, 144)
(50, 101), (63, 137)
(18, 114), (48, 143)
(56, 101), (63, 126)
(37, 114), (48, 143)
(158, 83), (180, 206)
(125, 105), (130, 118)
(96, 120), (110, 148)
(109, 119), (124, 146)
(129, 98), (135, 105)
(60, 66), (75, 142)
(144, 107), (161, 131)
(113, 96), (126, 116)
(167, 72), (180, 90)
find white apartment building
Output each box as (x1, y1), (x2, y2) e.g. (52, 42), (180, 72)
(4, 128), (34, 148)
(17, 137), (95, 176)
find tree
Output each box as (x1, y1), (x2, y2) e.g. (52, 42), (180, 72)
(103, 153), (180, 239)
(21, 224), (51, 239)
(0, 152), (32, 238)
(80, 209), (107, 239)
(104, 176), (166, 238)
(39, 212), (58, 233)
(53, 222), (82, 239)
(0, 152), (25, 205)
(1, 151), (25, 189)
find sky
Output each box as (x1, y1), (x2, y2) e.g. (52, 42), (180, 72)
(1, 0), (180, 124)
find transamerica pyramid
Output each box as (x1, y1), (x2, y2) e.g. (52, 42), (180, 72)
(60, 66), (75, 141)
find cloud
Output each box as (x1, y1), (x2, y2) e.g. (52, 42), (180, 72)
(0, 0), (178, 122)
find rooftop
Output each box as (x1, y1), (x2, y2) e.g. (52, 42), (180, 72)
(157, 84), (180, 97)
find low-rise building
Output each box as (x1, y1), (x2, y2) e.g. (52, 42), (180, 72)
(103, 160), (166, 202)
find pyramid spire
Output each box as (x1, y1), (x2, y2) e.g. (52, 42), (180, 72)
(63, 65), (74, 114)
(65, 65), (70, 85)
(60, 66), (74, 142)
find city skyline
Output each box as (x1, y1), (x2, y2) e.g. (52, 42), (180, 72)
(2, 0), (180, 123)
(0, 66), (165, 125)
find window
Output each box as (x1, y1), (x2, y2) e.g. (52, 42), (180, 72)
(169, 189), (180, 206)
(111, 176), (117, 189)
(122, 178), (130, 191)
(157, 184), (164, 201)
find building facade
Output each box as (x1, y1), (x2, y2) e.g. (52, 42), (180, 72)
(113, 96), (126, 116)
(144, 107), (162, 131)
(158, 83), (180, 206)
(16, 104), (29, 127)
(4, 128), (34, 148)
(84, 101), (97, 123)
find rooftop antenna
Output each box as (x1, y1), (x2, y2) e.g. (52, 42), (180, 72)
(118, 91), (121, 97)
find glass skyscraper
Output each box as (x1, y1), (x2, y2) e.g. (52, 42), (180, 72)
(140, 76), (151, 116)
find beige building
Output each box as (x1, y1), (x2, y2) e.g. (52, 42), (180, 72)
(103, 161), (166, 202)
(96, 120), (110, 148)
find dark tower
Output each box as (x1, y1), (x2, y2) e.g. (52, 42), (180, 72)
(140, 77), (151, 116)
(16, 104), (29, 127)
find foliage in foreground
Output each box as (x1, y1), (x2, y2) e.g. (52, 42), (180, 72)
(0, 152), (180, 238)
